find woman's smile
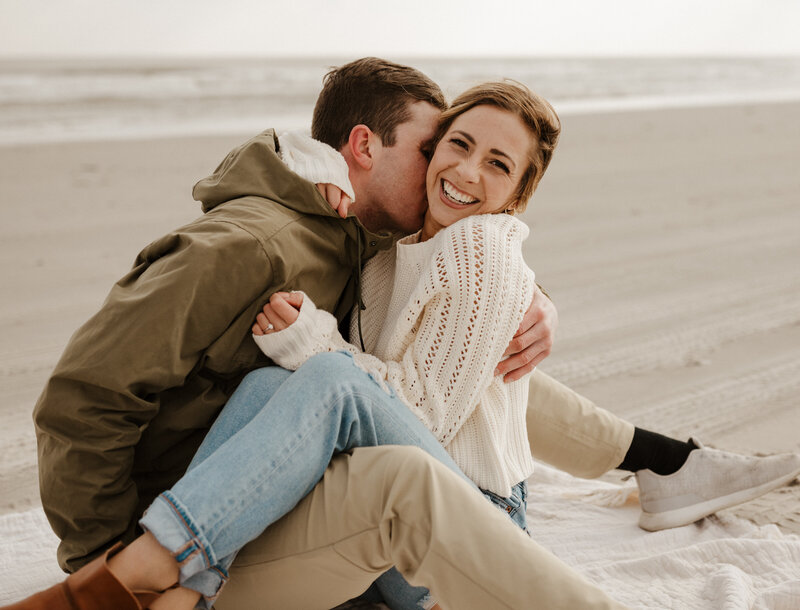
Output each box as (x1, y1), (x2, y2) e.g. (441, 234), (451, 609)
(440, 178), (479, 206)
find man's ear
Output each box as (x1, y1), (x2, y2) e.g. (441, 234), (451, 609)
(346, 125), (376, 170)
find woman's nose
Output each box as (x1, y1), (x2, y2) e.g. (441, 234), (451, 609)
(457, 158), (480, 183)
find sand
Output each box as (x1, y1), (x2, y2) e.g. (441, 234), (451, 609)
(1, 101), (799, 534)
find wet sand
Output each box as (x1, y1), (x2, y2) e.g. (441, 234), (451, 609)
(1, 101), (798, 531)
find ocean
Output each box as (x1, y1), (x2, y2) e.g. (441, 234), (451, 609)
(2, 56), (800, 145)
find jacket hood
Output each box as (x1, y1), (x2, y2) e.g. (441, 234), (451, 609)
(193, 129), (339, 219)
(192, 131), (399, 330)
(192, 129), (398, 256)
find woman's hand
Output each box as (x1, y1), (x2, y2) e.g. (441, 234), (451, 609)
(316, 183), (352, 219)
(252, 292), (304, 335)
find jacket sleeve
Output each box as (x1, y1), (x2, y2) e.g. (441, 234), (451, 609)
(33, 219), (271, 570)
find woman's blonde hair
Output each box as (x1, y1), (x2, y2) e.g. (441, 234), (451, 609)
(434, 81), (561, 213)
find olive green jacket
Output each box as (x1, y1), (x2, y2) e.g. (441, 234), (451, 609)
(33, 130), (396, 572)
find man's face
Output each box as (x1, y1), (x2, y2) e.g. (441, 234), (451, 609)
(364, 101), (441, 234)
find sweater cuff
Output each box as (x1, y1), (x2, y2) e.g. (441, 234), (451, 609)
(278, 131), (355, 200)
(252, 293), (337, 370)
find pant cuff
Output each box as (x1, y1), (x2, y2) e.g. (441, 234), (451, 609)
(139, 491), (225, 599)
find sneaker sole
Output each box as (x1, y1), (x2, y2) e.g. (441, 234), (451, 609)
(639, 468), (800, 531)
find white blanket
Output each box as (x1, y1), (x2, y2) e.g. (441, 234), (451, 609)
(527, 463), (800, 609)
(2, 464), (799, 608)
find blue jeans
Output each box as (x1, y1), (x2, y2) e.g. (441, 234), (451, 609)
(139, 352), (478, 606)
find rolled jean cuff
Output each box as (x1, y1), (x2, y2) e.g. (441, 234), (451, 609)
(139, 491), (226, 601)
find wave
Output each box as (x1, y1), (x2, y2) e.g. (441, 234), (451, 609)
(2, 56), (800, 144)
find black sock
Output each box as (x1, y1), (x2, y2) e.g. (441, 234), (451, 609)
(618, 427), (699, 475)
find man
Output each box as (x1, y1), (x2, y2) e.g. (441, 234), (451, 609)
(27, 57), (799, 609)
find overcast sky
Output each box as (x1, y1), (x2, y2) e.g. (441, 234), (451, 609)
(3, 0), (799, 58)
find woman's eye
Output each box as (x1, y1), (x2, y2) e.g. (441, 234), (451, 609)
(449, 138), (468, 150)
(491, 160), (510, 174)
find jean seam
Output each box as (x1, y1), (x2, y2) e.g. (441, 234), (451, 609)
(160, 491), (215, 569)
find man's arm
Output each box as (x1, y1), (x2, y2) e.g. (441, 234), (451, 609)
(495, 282), (558, 382)
(34, 221), (271, 571)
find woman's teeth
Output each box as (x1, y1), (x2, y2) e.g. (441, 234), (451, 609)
(442, 179), (478, 205)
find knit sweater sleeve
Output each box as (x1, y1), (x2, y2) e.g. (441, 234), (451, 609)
(277, 131), (355, 200)
(252, 293), (355, 370)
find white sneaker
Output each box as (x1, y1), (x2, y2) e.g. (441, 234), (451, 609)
(636, 439), (800, 531)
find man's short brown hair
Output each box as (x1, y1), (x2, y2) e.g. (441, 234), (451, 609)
(434, 81), (561, 214)
(312, 57), (447, 151)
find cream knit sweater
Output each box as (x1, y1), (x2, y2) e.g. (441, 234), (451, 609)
(255, 135), (536, 495)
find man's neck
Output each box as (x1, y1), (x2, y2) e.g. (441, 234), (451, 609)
(350, 202), (402, 236)
(340, 147), (410, 237)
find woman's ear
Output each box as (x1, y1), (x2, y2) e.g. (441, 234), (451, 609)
(346, 125), (375, 170)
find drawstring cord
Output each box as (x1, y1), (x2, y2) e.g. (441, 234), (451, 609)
(355, 229), (366, 352)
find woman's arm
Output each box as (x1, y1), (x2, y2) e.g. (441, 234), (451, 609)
(278, 131), (354, 217)
(252, 292), (356, 370)
(256, 215), (535, 447)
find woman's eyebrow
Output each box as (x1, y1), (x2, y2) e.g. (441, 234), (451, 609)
(490, 148), (516, 168)
(452, 129), (516, 168)
(452, 130), (476, 145)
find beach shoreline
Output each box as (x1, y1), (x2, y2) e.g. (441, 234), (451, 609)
(1, 100), (798, 532)
(4, 55), (800, 147)
(4, 93), (800, 148)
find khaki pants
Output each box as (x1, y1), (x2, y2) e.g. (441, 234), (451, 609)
(526, 369), (634, 478)
(216, 371), (633, 610)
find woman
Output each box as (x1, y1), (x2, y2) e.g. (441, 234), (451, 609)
(10, 82), (602, 610)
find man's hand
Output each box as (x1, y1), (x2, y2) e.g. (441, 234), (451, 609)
(316, 183), (352, 219)
(495, 284), (558, 382)
(252, 292), (304, 335)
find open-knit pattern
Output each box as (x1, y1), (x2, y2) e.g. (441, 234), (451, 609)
(255, 214), (536, 496)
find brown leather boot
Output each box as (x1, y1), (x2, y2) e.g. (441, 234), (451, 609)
(3, 543), (165, 609)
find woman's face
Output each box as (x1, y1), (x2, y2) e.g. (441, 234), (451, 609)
(422, 105), (532, 239)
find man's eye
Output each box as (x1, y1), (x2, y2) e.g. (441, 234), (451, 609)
(420, 145), (432, 160)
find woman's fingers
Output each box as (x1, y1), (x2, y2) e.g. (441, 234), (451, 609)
(316, 183), (338, 210)
(316, 183), (352, 219)
(270, 291), (303, 309)
(255, 310), (277, 333)
(254, 293), (304, 335)
(261, 303), (287, 332)
(280, 291), (304, 308)
(317, 183), (343, 213)
(339, 194), (352, 218)
(255, 311), (268, 330)
(269, 293), (300, 326)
